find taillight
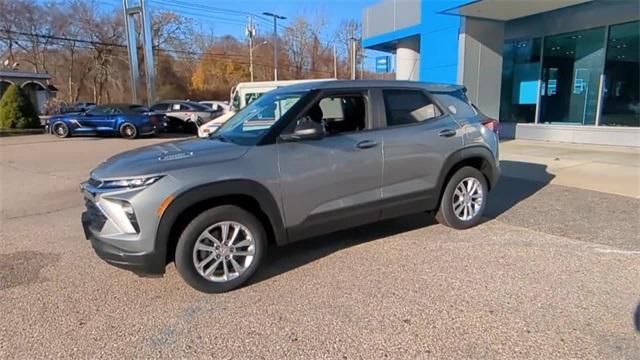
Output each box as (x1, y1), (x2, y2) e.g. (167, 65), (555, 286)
(481, 118), (499, 134)
(149, 115), (158, 125)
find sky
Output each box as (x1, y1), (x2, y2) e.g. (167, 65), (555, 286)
(103, 0), (379, 40)
(185, 0), (378, 38)
(99, 0), (387, 71)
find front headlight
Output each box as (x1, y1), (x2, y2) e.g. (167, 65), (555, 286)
(202, 125), (219, 135)
(100, 176), (163, 189)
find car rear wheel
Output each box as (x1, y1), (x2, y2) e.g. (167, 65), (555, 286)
(119, 123), (137, 139)
(435, 166), (488, 229)
(52, 122), (70, 138)
(175, 205), (266, 293)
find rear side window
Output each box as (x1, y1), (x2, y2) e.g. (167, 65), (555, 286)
(434, 91), (478, 118)
(382, 90), (442, 126)
(186, 102), (210, 111)
(151, 103), (167, 111)
(171, 103), (189, 111)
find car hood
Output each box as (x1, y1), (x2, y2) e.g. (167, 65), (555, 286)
(91, 138), (250, 179)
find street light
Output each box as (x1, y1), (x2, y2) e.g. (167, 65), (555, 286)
(262, 12), (286, 81)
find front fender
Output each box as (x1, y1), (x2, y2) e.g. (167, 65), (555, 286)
(154, 179), (287, 265)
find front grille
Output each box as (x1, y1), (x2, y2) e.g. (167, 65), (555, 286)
(84, 199), (107, 232)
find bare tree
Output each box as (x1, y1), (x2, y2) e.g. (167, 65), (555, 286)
(0, 0), (65, 72)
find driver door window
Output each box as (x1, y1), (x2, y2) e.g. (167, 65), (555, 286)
(294, 94), (367, 136)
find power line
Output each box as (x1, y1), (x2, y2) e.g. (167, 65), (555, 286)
(0, 32), (336, 76)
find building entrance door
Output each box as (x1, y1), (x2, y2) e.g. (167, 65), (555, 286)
(539, 27), (606, 125)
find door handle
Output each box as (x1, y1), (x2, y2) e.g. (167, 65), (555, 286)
(439, 129), (457, 137)
(356, 140), (378, 149)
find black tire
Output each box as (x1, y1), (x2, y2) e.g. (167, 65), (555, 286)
(175, 205), (266, 293)
(435, 166), (488, 229)
(119, 123), (137, 139)
(185, 120), (199, 135)
(52, 122), (70, 138)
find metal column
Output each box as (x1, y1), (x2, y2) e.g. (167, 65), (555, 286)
(123, 0), (156, 106)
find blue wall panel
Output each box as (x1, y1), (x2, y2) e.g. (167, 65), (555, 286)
(363, 0), (475, 84)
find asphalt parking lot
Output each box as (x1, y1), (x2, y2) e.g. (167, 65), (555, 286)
(1, 135), (639, 359)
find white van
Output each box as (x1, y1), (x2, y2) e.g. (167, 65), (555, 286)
(198, 79), (334, 137)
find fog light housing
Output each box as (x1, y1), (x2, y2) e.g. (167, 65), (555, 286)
(98, 198), (141, 234)
(121, 201), (140, 233)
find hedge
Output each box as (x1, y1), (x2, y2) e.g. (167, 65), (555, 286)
(0, 84), (40, 129)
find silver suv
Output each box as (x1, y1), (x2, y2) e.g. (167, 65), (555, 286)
(81, 80), (500, 293)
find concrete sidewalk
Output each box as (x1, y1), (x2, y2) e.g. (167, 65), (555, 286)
(499, 140), (640, 198)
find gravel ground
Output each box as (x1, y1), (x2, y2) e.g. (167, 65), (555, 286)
(1, 135), (639, 359)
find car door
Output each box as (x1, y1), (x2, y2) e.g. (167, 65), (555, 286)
(103, 107), (120, 130)
(171, 103), (192, 121)
(376, 88), (464, 218)
(277, 89), (383, 241)
(81, 106), (109, 129)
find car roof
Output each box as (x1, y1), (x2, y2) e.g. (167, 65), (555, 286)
(155, 100), (199, 104)
(271, 80), (465, 94)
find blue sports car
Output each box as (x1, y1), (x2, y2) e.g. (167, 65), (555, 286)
(46, 103), (164, 139)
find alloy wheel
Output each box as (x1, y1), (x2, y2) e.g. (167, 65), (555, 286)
(121, 124), (136, 138)
(452, 177), (484, 221)
(54, 123), (68, 137)
(192, 221), (256, 283)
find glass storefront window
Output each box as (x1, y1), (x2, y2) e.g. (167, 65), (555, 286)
(601, 21), (640, 127)
(539, 27), (607, 125)
(499, 38), (542, 123)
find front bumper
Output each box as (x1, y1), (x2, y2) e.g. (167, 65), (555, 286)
(82, 211), (165, 275)
(80, 179), (169, 276)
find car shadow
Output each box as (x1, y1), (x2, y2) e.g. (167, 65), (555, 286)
(635, 302), (640, 333)
(484, 160), (555, 218)
(249, 160), (555, 286)
(153, 132), (195, 139)
(250, 213), (436, 285)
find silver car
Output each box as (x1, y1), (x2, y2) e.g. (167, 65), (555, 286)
(81, 80), (500, 293)
(150, 100), (222, 133)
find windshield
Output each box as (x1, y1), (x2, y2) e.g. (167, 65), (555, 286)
(213, 91), (306, 146)
(130, 105), (150, 113)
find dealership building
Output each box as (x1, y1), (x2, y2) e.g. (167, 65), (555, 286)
(363, 0), (640, 146)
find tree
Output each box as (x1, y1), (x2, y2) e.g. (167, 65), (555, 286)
(333, 19), (363, 79)
(0, 84), (40, 129)
(191, 44), (250, 99)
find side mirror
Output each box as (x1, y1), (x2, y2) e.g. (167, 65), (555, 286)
(280, 121), (324, 142)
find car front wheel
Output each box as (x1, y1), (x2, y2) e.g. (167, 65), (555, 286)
(52, 122), (70, 138)
(175, 205), (266, 293)
(435, 166), (488, 229)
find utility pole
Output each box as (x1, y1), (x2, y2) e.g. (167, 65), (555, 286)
(360, 49), (364, 80)
(350, 37), (356, 80)
(349, 24), (357, 80)
(262, 12), (286, 81)
(333, 44), (337, 79)
(247, 15), (255, 82)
